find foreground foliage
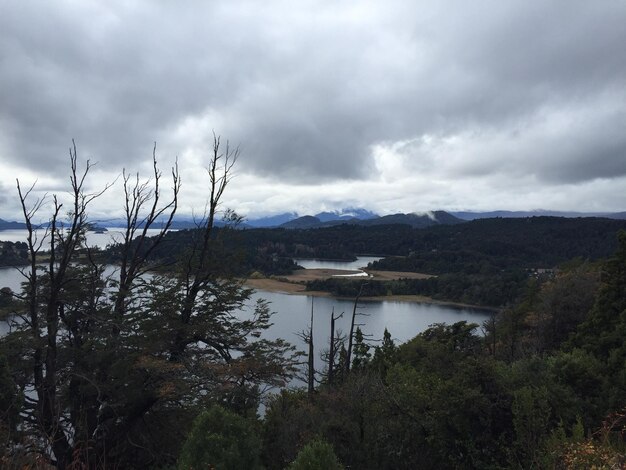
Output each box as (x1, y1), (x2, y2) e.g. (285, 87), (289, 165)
(0, 140), (298, 468)
(254, 233), (626, 469)
(177, 405), (262, 470)
(287, 438), (343, 470)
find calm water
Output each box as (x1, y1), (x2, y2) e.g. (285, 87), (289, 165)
(1, 233), (492, 393)
(245, 289), (491, 350)
(0, 279), (490, 359)
(0, 228), (168, 250)
(0, 266), (27, 293)
(0, 246), (491, 354)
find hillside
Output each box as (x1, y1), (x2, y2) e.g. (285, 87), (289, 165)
(152, 215), (626, 272)
(280, 210), (463, 229)
(0, 218), (28, 230)
(136, 215), (626, 307)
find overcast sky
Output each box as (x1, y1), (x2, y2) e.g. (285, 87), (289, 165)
(1, 0), (625, 221)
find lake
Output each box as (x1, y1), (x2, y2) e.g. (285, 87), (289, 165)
(0, 229), (492, 356)
(0, 228), (167, 250)
(0, 264), (491, 344)
(246, 289), (491, 352)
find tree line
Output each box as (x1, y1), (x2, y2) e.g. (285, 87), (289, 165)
(141, 215), (626, 307)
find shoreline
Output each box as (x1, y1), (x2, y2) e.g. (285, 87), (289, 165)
(243, 277), (499, 312)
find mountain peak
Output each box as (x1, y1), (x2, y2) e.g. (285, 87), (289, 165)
(279, 210), (463, 229)
(314, 208), (379, 222)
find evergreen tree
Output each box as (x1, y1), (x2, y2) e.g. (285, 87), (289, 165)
(572, 231), (626, 367)
(351, 327), (371, 369)
(371, 328), (397, 377)
(0, 352), (20, 459)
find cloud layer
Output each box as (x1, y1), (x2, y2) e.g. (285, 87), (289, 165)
(1, 0), (625, 219)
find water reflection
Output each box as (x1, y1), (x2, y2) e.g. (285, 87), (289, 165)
(0, 266), (27, 293)
(244, 289), (491, 357)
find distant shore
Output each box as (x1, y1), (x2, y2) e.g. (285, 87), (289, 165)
(243, 269), (498, 312)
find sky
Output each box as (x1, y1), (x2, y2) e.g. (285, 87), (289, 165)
(1, 0), (625, 221)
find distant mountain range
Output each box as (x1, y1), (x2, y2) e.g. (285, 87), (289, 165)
(279, 210), (463, 229)
(254, 209), (626, 229)
(2, 209), (625, 232)
(0, 218), (28, 230)
(247, 209), (626, 229)
(245, 208), (379, 227)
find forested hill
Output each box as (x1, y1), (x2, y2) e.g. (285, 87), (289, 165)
(148, 216), (626, 275)
(240, 216), (626, 266)
(367, 216), (626, 272)
(284, 216), (626, 306)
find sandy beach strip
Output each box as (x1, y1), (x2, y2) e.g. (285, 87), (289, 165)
(242, 268), (495, 310)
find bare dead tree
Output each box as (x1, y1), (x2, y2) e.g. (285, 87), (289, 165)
(169, 133), (239, 362)
(307, 298), (315, 395)
(7, 136), (297, 468)
(13, 140), (180, 468)
(295, 297), (316, 396)
(346, 282), (368, 372)
(16, 141), (111, 469)
(113, 143), (180, 324)
(327, 307), (344, 387)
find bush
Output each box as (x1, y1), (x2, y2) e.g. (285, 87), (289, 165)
(177, 405), (262, 470)
(288, 438), (343, 470)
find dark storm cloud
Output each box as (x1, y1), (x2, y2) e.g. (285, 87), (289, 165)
(534, 107), (626, 184)
(1, 0), (625, 187)
(0, 1), (250, 175)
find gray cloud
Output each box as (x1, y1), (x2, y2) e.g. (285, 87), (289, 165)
(0, 0), (625, 214)
(0, 182), (6, 207)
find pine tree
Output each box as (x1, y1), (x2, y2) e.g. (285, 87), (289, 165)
(352, 327), (371, 370)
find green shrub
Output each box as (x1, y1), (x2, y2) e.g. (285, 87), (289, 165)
(288, 438), (343, 470)
(177, 405), (262, 470)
